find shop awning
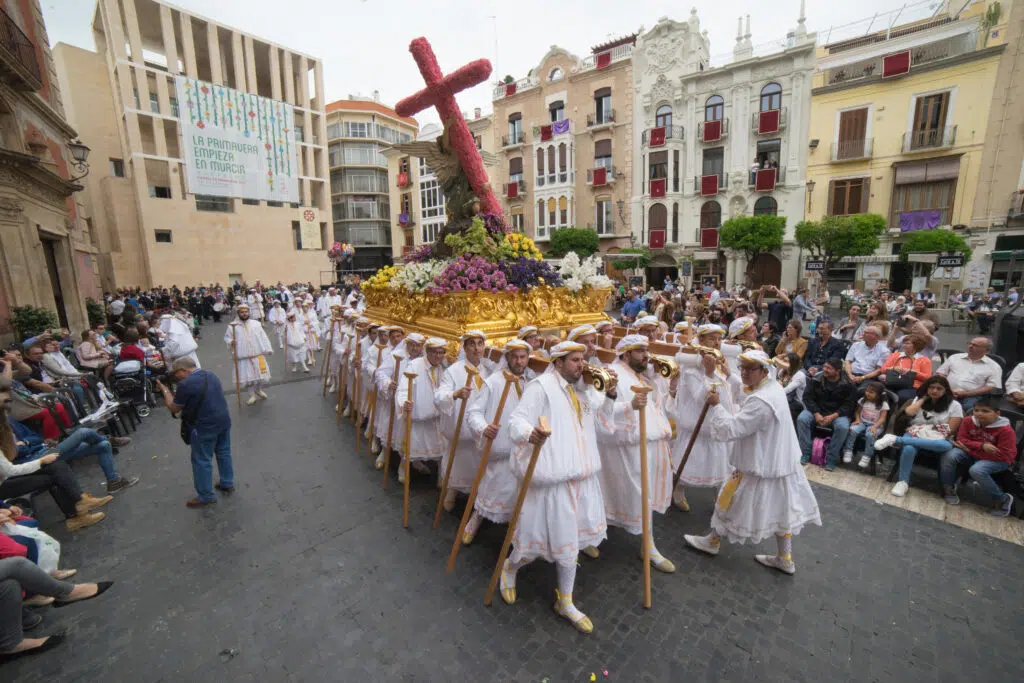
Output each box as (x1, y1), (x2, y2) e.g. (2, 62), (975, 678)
(838, 255), (900, 263)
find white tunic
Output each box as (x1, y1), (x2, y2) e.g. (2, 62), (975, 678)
(707, 378), (822, 544)
(435, 359), (487, 494)
(598, 361), (673, 535)
(394, 356), (445, 461)
(283, 320), (307, 363)
(159, 316), (200, 369)
(246, 293), (264, 320)
(374, 346), (408, 447)
(301, 310), (321, 351)
(362, 343), (388, 422)
(224, 319), (272, 388)
(672, 357), (736, 488)
(466, 368), (535, 523)
(267, 306), (287, 347)
(507, 371), (612, 566)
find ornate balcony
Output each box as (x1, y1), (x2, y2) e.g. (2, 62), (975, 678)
(831, 139), (874, 162)
(641, 126), (684, 147)
(502, 131), (527, 149)
(698, 119), (729, 143)
(748, 167), (787, 192)
(694, 173), (728, 196)
(902, 125), (957, 153)
(0, 8), (42, 91)
(586, 110), (616, 131)
(751, 108), (788, 135)
(586, 166), (617, 187)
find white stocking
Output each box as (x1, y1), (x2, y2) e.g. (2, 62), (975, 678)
(555, 562), (585, 620)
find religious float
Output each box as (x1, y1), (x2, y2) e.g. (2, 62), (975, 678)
(360, 38), (613, 356)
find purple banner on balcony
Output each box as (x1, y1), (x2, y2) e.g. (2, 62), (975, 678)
(552, 119), (570, 135)
(899, 210), (941, 232)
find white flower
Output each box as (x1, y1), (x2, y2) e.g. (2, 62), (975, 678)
(389, 260), (451, 293)
(557, 253), (612, 292)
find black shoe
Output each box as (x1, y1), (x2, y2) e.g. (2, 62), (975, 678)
(0, 633), (66, 661)
(53, 582), (114, 608)
(215, 483), (235, 493)
(106, 476), (140, 493)
(21, 610), (42, 631)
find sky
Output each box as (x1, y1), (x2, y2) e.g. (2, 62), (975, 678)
(42, 0), (947, 128)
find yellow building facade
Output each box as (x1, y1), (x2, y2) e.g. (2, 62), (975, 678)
(805, 1), (1010, 294)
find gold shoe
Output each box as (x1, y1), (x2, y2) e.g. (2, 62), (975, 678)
(650, 555), (677, 573)
(499, 561), (516, 605)
(673, 494), (690, 512)
(461, 529), (475, 545)
(76, 494), (113, 515)
(66, 511), (105, 531)
(442, 490), (456, 513)
(581, 546), (599, 559)
(553, 590), (593, 634)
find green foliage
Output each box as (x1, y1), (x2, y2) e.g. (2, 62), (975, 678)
(85, 297), (105, 326)
(9, 306), (59, 341)
(548, 227), (599, 258)
(503, 75), (515, 84)
(794, 213), (886, 269)
(900, 229), (972, 262)
(443, 217), (499, 260)
(613, 248), (650, 271)
(719, 215), (785, 259)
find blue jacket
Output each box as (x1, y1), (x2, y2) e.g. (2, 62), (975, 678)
(8, 418), (47, 463)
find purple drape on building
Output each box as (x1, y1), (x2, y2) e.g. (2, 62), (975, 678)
(899, 210), (941, 232)
(552, 119), (570, 135)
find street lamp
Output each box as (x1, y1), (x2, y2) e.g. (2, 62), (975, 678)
(67, 138), (91, 181)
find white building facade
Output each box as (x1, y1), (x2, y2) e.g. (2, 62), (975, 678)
(632, 8), (815, 288)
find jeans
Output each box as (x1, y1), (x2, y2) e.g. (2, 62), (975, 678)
(56, 428), (118, 481)
(190, 426), (233, 502)
(894, 437), (957, 483)
(843, 423), (880, 458)
(0, 461), (82, 518)
(0, 557), (74, 651)
(938, 450), (1009, 502)
(796, 410), (851, 467)
(959, 396), (981, 413)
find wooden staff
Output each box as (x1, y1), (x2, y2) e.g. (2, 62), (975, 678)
(432, 367), (479, 528)
(336, 332), (349, 426)
(229, 322), (242, 411)
(320, 320), (335, 395)
(484, 416), (550, 607)
(672, 384), (718, 489)
(381, 355), (404, 488)
(365, 346), (385, 456)
(447, 371), (515, 572)
(351, 333), (362, 426)
(401, 371), (417, 528)
(632, 385), (653, 609)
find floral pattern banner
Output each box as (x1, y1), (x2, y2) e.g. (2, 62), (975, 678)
(174, 76), (298, 203)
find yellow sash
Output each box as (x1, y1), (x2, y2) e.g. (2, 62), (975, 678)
(566, 385), (583, 425)
(257, 355), (268, 374)
(716, 471), (744, 510)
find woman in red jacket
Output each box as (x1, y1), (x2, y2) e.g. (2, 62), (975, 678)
(939, 397), (1017, 516)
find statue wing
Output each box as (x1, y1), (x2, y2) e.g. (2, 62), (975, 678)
(479, 150), (499, 167)
(384, 141), (459, 182)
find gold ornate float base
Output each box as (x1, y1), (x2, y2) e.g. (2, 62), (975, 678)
(363, 286), (612, 357)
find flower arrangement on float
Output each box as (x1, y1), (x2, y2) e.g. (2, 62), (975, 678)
(328, 242), (355, 264)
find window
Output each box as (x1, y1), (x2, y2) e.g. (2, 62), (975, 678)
(510, 211), (524, 232)
(890, 158), (958, 226)
(672, 202), (679, 242)
(910, 92), (950, 149)
(343, 142), (385, 166)
(648, 203), (667, 233)
(705, 95), (724, 122)
(537, 199), (545, 231)
(828, 178), (867, 216)
(558, 196), (568, 226)
(753, 197), (778, 216)
(509, 157), (523, 183)
(594, 88), (612, 124)
(756, 139), (781, 168)
(292, 221), (302, 249)
(267, 201), (283, 207)
(242, 198), (259, 206)
(148, 185), (171, 199)
(549, 100), (565, 122)
(702, 147), (724, 176)
(475, 135), (482, 149)
(344, 121), (370, 138)
(295, 125), (304, 143)
(154, 230), (172, 243)
(343, 169), (388, 193)
(594, 139), (612, 170)
(401, 193), (411, 216)
(327, 122), (343, 139)
(760, 83), (782, 112)
(508, 113), (522, 143)
(132, 88), (140, 109)
(595, 199), (613, 235)
(836, 107), (868, 160)
(547, 147), (556, 182)
(672, 150), (680, 193)
(700, 201), (721, 229)
(419, 157), (435, 178)
(536, 147), (545, 183)
(149, 92), (160, 114)
(170, 97), (179, 117)
(558, 143), (568, 182)
(649, 151), (668, 180)
(109, 159), (125, 177)
(548, 67), (563, 82)
(420, 178), (444, 220)
(655, 105), (672, 128)
(547, 197), (556, 229)
(195, 194), (232, 212)
(422, 222), (443, 243)
(328, 143), (343, 166)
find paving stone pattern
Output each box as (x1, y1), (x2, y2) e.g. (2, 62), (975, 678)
(7, 322), (1023, 682)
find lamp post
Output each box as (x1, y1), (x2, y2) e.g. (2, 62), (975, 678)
(67, 138), (91, 182)
(805, 178), (816, 214)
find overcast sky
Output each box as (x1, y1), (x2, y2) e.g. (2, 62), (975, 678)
(43, 0), (945, 127)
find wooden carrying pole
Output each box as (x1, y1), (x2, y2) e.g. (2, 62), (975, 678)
(381, 355), (405, 488)
(632, 385), (653, 609)
(484, 416), (550, 607)
(401, 371), (417, 528)
(447, 371), (515, 572)
(672, 386), (717, 489)
(365, 347), (385, 456)
(230, 323), (242, 411)
(320, 321), (335, 395)
(351, 332), (362, 426)
(433, 368), (478, 528)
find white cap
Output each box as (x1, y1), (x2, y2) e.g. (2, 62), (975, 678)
(549, 341), (586, 359)
(728, 317), (754, 338)
(595, 320), (614, 331)
(738, 349), (772, 369)
(502, 338), (531, 353)
(696, 323), (725, 338)
(635, 315), (659, 328)
(517, 325), (539, 338)
(461, 329), (487, 342)
(615, 334), (649, 355)
(425, 337), (447, 349)
(405, 332), (425, 344)
(673, 321), (691, 332)
(567, 324), (597, 341)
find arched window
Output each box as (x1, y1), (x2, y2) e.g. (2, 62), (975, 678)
(700, 201), (721, 229)
(547, 146), (556, 181)
(648, 203), (667, 229)
(537, 199), (545, 227)
(655, 105), (673, 129)
(547, 197), (557, 227)
(760, 82), (782, 112)
(754, 197), (778, 216)
(536, 147), (545, 180)
(549, 67), (563, 82)
(558, 196), (569, 226)
(705, 95), (724, 122)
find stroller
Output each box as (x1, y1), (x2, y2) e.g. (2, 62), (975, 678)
(111, 360), (155, 418)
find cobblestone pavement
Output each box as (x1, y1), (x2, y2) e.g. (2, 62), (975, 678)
(6, 321), (1023, 682)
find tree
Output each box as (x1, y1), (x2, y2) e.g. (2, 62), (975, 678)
(548, 227), (599, 258)
(899, 228), (972, 262)
(794, 213), (886, 287)
(719, 214), (786, 286)
(8, 305), (59, 341)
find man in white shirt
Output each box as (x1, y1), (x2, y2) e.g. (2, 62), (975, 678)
(844, 326), (888, 385)
(1006, 362), (1024, 407)
(935, 338), (1003, 412)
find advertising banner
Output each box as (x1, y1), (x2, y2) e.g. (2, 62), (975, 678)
(175, 76), (298, 203)
(299, 208), (322, 250)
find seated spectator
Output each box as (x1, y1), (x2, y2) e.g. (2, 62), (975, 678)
(837, 304), (865, 342)
(76, 330), (113, 381)
(938, 397), (1016, 516)
(0, 556), (113, 658)
(18, 345), (54, 395)
(0, 505), (76, 580)
(797, 357), (856, 471)
(863, 302), (890, 338)
(1, 356), (70, 442)
(10, 419), (138, 493)
(888, 295), (907, 320)
(844, 325), (889, 385)
(773, 319), (808, 362)
(915, 289), (936, 307)
(792, 289), (816, 320)
(904, 299), (942, 330)
(1007, 362), (1024, 407)
(985, 287), (1001, 304)
(880, 334), (933, 403)
(842, 380), (890, 469)
(874, 375), (963, 497)
(38, 339), (88, 409)
(935, 337), (1003, 412)
(117, 329), (145, 364)
(968, 298), (997, 334)
(758, 322), (781, 358)
(803, 320), (845, 375)
(888, 318), (939, 358)
(1008, 287), (1019, 306)
(776, 352), (809, 421)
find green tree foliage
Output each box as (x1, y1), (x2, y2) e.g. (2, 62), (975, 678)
(86, 297), (106, 327)
(794, 213), (886, 284)
(8, 306), (59, 341)
(899, 229), (972, 262)
(611, 248), (650, 272)
(548, 227), (599, 258)
(719, 215), (786, 284)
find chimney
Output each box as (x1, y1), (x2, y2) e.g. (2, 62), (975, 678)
(373, 90), (380, 102)
(474, 107), (481, 119)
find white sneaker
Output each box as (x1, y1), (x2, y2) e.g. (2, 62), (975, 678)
(397, 465), (405, 483)
(375, 451), (386, 470)
(256, 389), (268, 400)
(342, 406), (351, 417)
(891, 481), (909, 497)
(245, 394), (258, 405)
(755, 554), (796, 575)
(858, 455), (871, 469)
(842, 450), (854, 464)
(683, 534), (720, 557)
(371, 439), (381, 455)
(874, 433), (898, 451)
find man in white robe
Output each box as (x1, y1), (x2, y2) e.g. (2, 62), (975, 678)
(684, 351), (822, 575)
(502, 341), (616, 634)
(372, 326), (407, 462)
(599, 335), (675, 572)
(300, 301), (321, 360)
(159, 314), (200, 369)
(267, 301), (287, 349)
(324, 308), (346, 393)
(378, 333), (425, 482)
(722, 316), (761, 375)
(594, 320), (615, 351)
(245, 290), (264, 323)
(671, 324), (737, 512)
(435, 330), (488, 511)
(633, 315), (660, 342)
(462, 339), (536, 544)
(362, 326), (390, 445)
(516, 325), (549, 360)
(283, 311), (308, 372)
(224, 303), (274, 404)
(355, 323), (382, 422)
(395, 337), (447, 478)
